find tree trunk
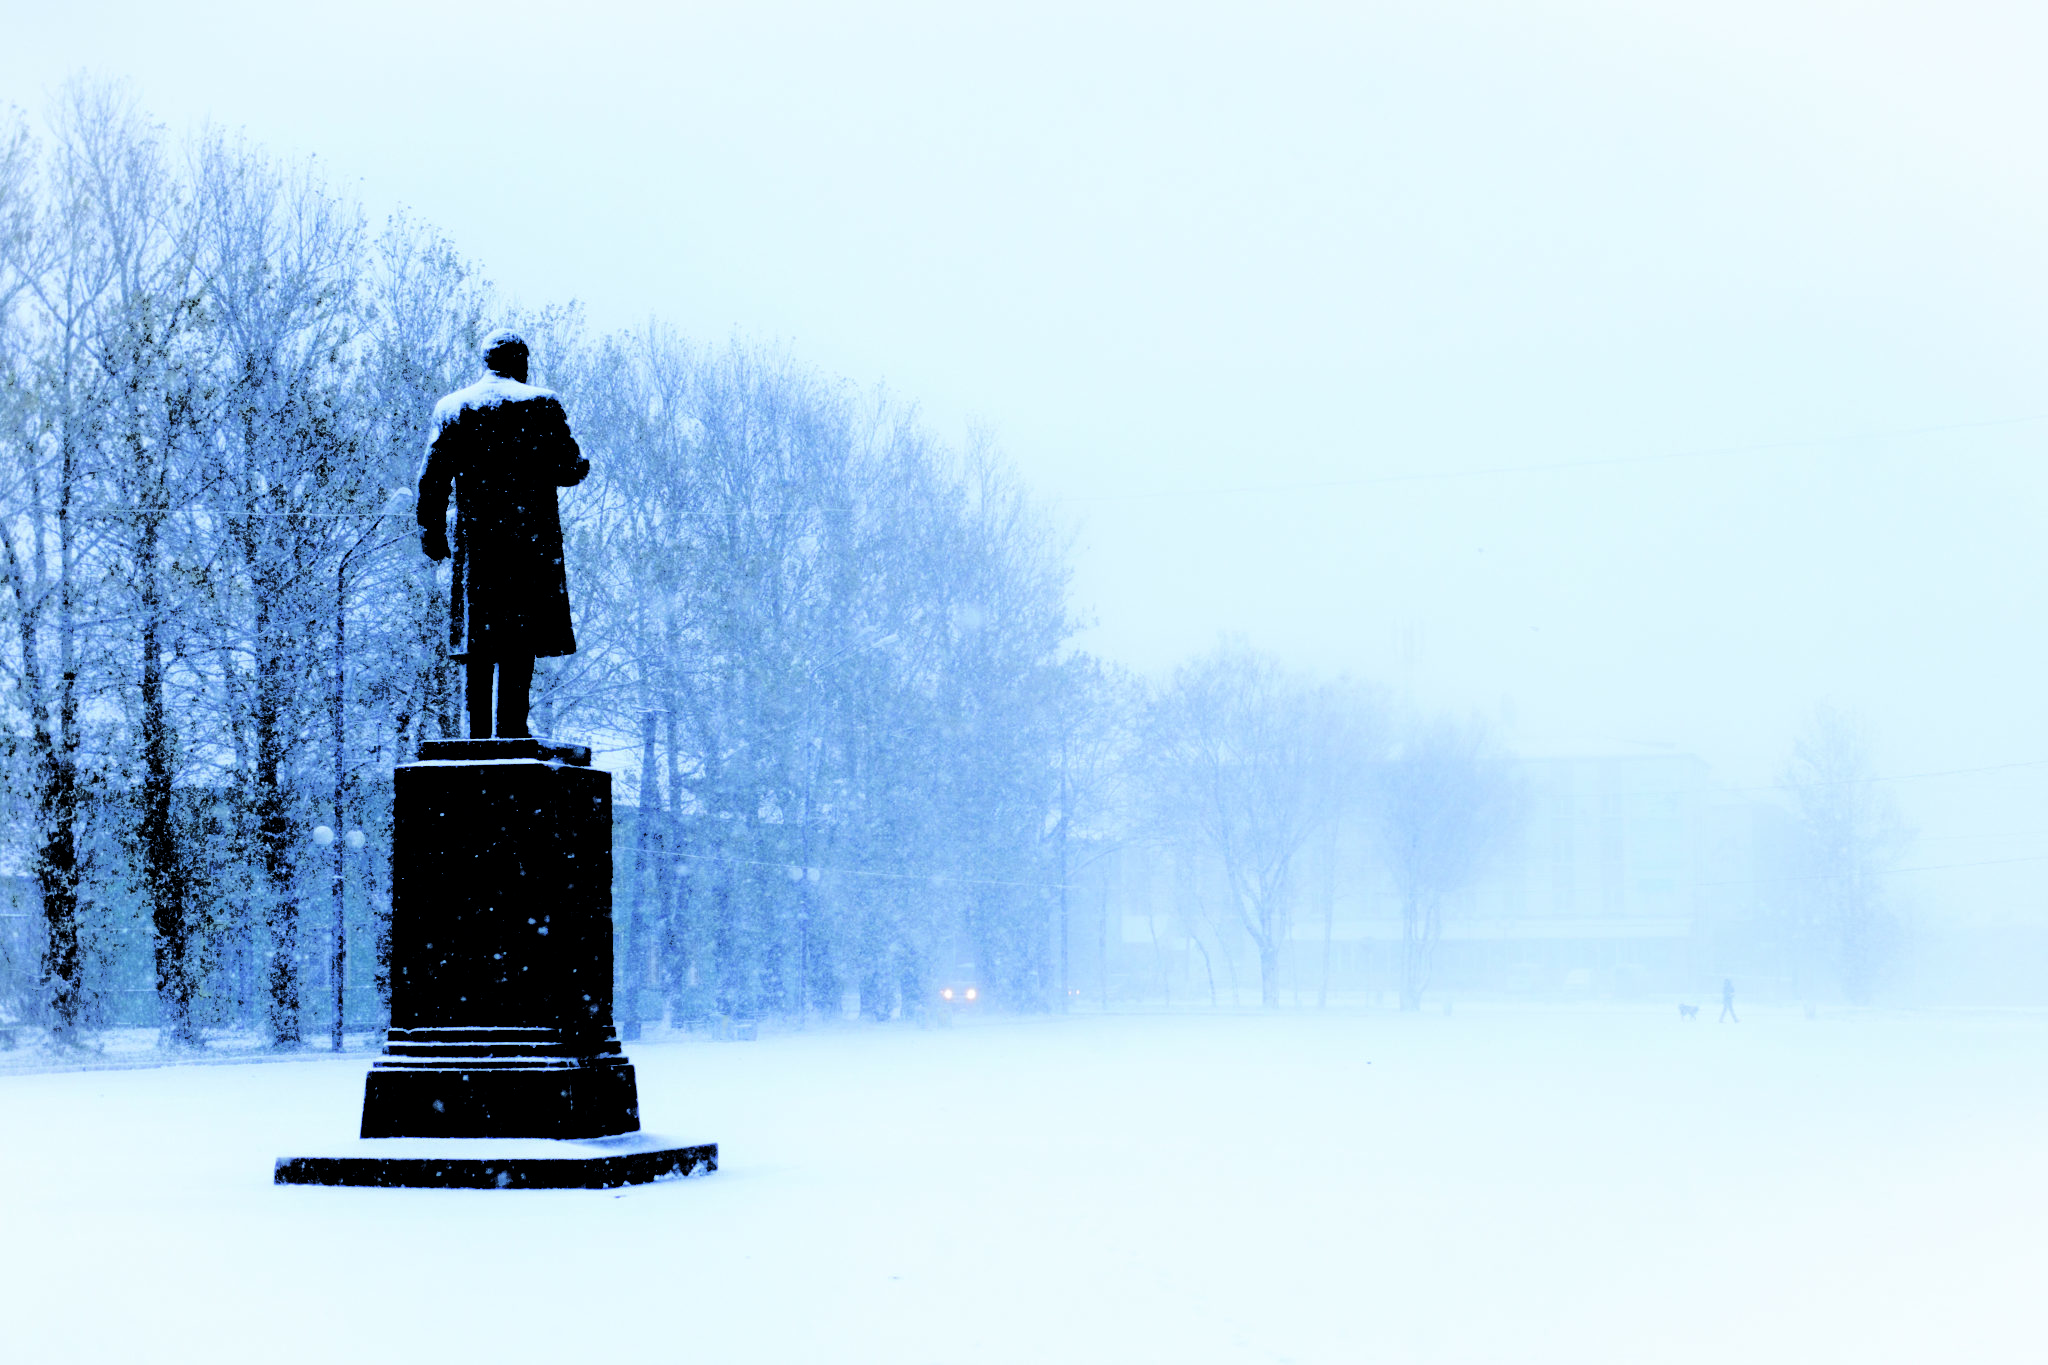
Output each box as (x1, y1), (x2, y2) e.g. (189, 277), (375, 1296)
(1096, 879), (1110, 1010)
(1398, 892), (1441, 1011)
(372, 843), (393, 1033)
(140, 557), (194, 1047)
(1399, 892), (1423, 1011)
(1146, 907), (1170, 1006)
(328, 567), (348, 1051)
(1056, 750), (1070, 1013)
(41, 434), (86, 1038)
(650, 715), (677, 1020)
(256, 595), (301, 1048)
(661, 711), (691, 1024)
(4, 526), (84, 1040)
(1318, 818), (1337, 1009)
(37, 711), (82, 1038)
(1259, 938), (1282, 1009)
(1189, 923), (1218, 1008)
(46, 513), (85, 1036)
(1218, 920), (1242, 1007)
(621, 710), (657, 1041)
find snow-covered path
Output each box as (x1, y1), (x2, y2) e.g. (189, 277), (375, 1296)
(1, 1008), (2041, 1364)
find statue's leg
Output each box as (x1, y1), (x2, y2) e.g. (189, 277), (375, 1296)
(465, 656), (496, 739)
(497, 653), (534, 738)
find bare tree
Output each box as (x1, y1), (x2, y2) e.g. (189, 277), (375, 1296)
(358, 211), (492, 760)
(1781, 704), (1907, 1004)
(194, 131), (365, 1047)
(0, 87), (125, 1040)
(63, 86), (211, 1046)
(1046, 655), (1137, 1011)
(1140, 643), (1364, 1008)
(1373, 713), (1520, 1011)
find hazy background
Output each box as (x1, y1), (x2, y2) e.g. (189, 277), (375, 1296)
(7, 0), (2045, 921)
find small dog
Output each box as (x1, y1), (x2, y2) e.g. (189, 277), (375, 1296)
(1678, 1003), (1699, 1020)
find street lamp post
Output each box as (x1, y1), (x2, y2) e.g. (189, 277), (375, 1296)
(314, 824), (366, 1052)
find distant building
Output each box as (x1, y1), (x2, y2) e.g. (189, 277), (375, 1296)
(1432, 754), (1801, 997)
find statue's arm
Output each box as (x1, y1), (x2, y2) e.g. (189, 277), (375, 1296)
(418, 418), (457, 561)
(546, 398), (591, 487)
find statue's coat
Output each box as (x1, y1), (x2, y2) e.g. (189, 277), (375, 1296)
(418, 375), (587, 660)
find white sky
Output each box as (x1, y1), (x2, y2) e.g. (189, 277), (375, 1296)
(7, 0), (2048, 915)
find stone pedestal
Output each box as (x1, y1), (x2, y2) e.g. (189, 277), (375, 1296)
(277, 738), (715, 1189)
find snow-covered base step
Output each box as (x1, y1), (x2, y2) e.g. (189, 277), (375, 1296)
(273, 1132), (716, 1189)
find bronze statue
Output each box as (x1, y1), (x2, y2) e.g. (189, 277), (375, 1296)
(418, 328), (590, 737)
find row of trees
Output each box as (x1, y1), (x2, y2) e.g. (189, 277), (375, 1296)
(0, 85), (509, 1044)
(0, 83), (1136, 1045)
(0, 84), (1503, 1047)
(565, 329), (1086, 1027)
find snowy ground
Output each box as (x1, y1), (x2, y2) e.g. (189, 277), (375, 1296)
(2, 1007), (2043, 1364)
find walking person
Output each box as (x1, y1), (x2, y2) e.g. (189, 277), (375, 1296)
(1719, 977), (1739, 1023)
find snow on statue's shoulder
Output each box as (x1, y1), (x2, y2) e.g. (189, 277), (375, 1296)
(430, 374), (558, 432)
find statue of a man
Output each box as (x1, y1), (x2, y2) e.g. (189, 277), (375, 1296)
(418, 328), (590, 738)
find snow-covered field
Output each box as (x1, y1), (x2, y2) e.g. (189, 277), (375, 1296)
(2, 1007), (2042, 1364)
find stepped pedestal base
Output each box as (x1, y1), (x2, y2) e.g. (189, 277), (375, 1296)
(274, 738), (717, 1189)
(275, 1133), (717, 1189)
(359, 1050), (641, 1139)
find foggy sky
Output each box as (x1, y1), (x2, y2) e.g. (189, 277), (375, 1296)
(7, 0), (2047, 917)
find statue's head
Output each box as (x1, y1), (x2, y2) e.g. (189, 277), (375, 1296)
(481, 328), (529, 383)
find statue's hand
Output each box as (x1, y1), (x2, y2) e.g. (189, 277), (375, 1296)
(421, 526), (451, 562)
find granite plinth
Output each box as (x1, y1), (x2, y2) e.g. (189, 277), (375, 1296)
(275, 1133), (717, 1189)
(358, 742), (639, 1139)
